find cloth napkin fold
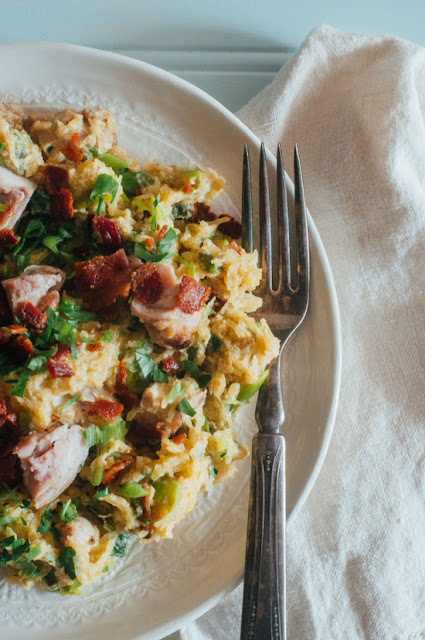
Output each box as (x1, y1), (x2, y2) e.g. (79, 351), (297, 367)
(166, 24), (425, 640)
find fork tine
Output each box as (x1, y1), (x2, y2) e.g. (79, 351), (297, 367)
(259, 143), (272, 288)
(242, 144), (253, 253)
(294, 144), (309, 296)
(277, 143), (291, 291)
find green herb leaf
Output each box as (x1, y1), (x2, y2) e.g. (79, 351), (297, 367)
(83, 416), (126, 449)
(134, 343), (168, 383)
(156, 228), (178, 254)
(58, 393), (82, 412)
(171, 202), (190, 220)
(113, 532), (132, 557)
(210, 335), (221, 352)
(182, 360), (200, 378)
(10, 367), (30, 398)
(37, 505), (55, 533)
(133, 242), (174, 263)
(26, 543), (42, 562)
(94, 487), (109, 501)
(90, 174), (119, 204)
(167, 381), (184, 402)
(88, 148), (129, 171)
(175, 397), (196, 417)
(60, 499), (78, 523)
(57, 546), (76, 579)
(198, 374), (212, 388)
(121, 172), (153, 198)
(2, 482), (19, 505)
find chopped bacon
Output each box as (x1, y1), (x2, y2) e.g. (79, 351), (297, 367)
(47, 343), (73, 378)
(177, 276), (211, 314)
(16, 335), (34, 358)
(50, 188), (74, 221)
(171, 432), (186, 445)
(74, 249), (131, 311)
(89, 399), (124, 423)
(92, 216), (122, 249)
(115, 359), (138, 403)
(61, 133), (83, 163)
(157, 225), (169, 241)
(190, 202), (217, 222)
(0, 398), (5, 415)
(0, 229), (18, 245)
(131, 263), (164, 306)
(102, 458), (133, 484)
(162, 356), (179, 372)
(182, 180), (192, 193)
(139, 523), (153, 538)
(229, 240), (242, 255)
(18, 301), (47, 330)
(0, 324), (27, 346)
(43, 165), (69, 195)
(219, 218), (242, 239)
(127, 419), (165, 444)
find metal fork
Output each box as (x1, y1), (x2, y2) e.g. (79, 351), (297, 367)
(240, 143), (310, 640)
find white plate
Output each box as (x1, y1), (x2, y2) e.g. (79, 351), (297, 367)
(0, 43), (341, 640)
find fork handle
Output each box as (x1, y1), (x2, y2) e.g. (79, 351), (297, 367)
(240, 433), (286, 640)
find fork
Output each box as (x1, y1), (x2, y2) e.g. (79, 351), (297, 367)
(240, 143), (310, 640)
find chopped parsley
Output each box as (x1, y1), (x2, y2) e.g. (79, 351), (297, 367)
(57, 546), (76, 579)
(83, 416), (126, 448)
(133, 343), (168, 383)
(121, 171), (153, 197)
(113, 532), (132, 557)
(60, 499), (78, 523)
(175, 397), (196, 417)
(210, 335), (221, 352)
(90, 174), (119, 205)
(58, 393), (82, 412)
(37, 505), (55, 533)
(171, 202), (190, 219)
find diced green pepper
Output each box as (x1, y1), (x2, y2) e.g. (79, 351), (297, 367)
(116, 483), (148, 498)
(237, 370), (269, 402)
(153, 477), (181, 512)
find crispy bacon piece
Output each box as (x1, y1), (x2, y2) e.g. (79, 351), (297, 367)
(177, 276), (211, 314)
(130, 263), (164, 306)
(74, 249), (131, 311)
(229, 240), (242, 255)
(218, 218), (242, 239)
(162, 356), (179, 372)
(50, 187), (74, 221)
(0, 229), (18, 245)
(115, 359), (138, 403)
(87, 341), (103, 352)
(61, 133), (83, 163)
(47, 343), (73, 378)
(0, 324), (27, 345)
(43, 165), (69, 195)
(182, 180), (192, 193)
(144, 237), (155, 252)
(89, 399), (124, 423)
(18, 300), (47, 330)
(92, 216), (122, 249)
(16, 335), (34, 358)
(102, 458), (133, 484)
(190, 202), (217, 222)
(212, 296), (227, 314)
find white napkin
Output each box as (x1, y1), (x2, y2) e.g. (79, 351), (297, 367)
(165, 24), (425, 639)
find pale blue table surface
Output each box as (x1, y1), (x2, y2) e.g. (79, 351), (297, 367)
(1, 0), (425, 111)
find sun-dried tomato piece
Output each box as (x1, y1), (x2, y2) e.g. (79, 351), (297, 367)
(47, 343), (73, 378)
(43, 165), (69, 195)
(50, 188), (74, 221)
(18, 301), (47, 330)
(218, 217), (242, 239)
(0, 229), (18, 246)
(61, 133), (83, 163)
(229, 240), (242, 255)
(16, 335), (34, 358)
(89, 399), (124, 423)
(190, 202), (217, 222)
(102, 458), (133, 484)
(157, 225), (169, 241)
(177, 276), (211, 314)
(92, 216), (122, 249)
(115, 359), (138, 403)
(162, 356), (179, 372)
(130, 263), (164, 306)
(74, 249), (131, 311)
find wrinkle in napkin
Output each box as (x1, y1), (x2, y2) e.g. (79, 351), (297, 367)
(166, 24), (425, 640)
